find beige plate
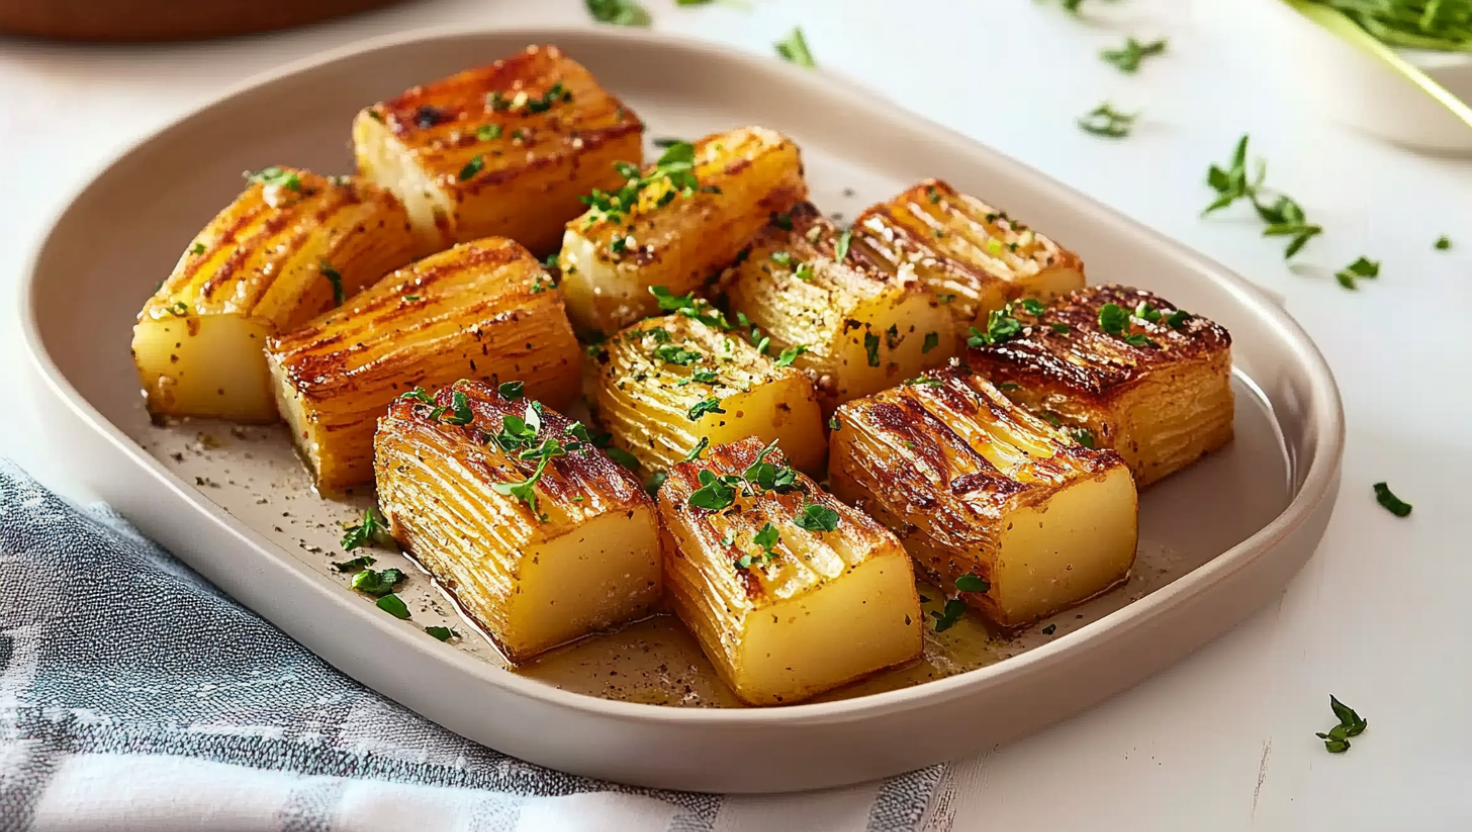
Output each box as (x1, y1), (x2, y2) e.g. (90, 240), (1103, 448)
(19, 26), (1344, 794)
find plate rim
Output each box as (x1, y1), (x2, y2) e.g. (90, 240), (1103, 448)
(17, 23), (1347, 728)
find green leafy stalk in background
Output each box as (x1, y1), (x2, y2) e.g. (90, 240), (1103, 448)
(1307, 0), (1472, 51)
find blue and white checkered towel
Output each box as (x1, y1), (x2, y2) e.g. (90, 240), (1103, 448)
(0, 460), (954, 832)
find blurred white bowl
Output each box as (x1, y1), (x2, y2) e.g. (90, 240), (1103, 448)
(1197, 0), (1472, 154)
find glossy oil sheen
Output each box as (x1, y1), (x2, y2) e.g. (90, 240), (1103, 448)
(20, 27), (1343, 793)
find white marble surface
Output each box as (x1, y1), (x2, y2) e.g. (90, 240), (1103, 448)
(2, 0), (1469, 828)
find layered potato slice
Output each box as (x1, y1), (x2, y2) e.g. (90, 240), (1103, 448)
(852, 179), (1085, 335)
(133, 169), (418, 423)
(591, 310), (825, 477)
(353, 44), (643, 256)
(558, 127), (807, 334)
(724, 202), (955, 415)
(266, 238), (580, 493)
(659, 437), (922, 705)
(966, 284), (1234, 487)
(375, 380), (661, 661)
(828, 364), (1139, 629)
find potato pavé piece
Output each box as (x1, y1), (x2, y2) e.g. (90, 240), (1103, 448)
(966, 284), (1234, 487)
(558, 127), (807, 333)
(724, 201), (955, 415)
(591, 309), (825, 477)
(828, 364), (1138, 629)
(374, 380), (661, 661)
(658, 437), (922, 705)
(853, 178), (1084, 335)
(132, 169), (418, 423)
(267, 237), (579, 492)
(353, 44), (644, 256)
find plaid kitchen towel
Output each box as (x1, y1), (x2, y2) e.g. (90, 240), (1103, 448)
(0, 460), (955, 832)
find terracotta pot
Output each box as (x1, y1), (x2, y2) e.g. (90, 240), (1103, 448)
(0, 0), (417, 41)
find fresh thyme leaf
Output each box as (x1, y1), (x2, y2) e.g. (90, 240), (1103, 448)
(793, 503), (839, 532)
(688, 468), (736, 510)
(425, 626), (459, 641)
(1100, 37), (1167, 73)
(341, 508), (394, 551)
(376, 594), (411, 619)
(320, 261), (344, 307)
(1373, 482), (1412, 517)
(1077, 103), (1138, 138)
(775, 27), (816, 68)
(835, 228), (852, 263)
(682, 437), (710, 462)
(1202, 134), (1258, 216)
(491, 453), (557, 516)
(775, 345), (808, 367)
(498, 381), (524, 400)
(332, 555), (376, 573)
(351, 567), (404, 598)
(931, 598), (967, 632)
(442, 390), (474, 425)
(459, 155), (485, 181)
(864, 332), (881, 367)
(1317, 694), (1368, 753)
(1436, 235), (1452, 250)
(955, 573), (990, 593)
(688, 398), (727, 421)
(922, 332), (940, 354)
(586, 0), (651, 26)
(1334, 256), (1381, 290)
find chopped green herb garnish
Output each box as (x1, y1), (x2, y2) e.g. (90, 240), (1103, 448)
(682, 437), (710, 462)
(1166, 309), (1191, 329)
(967, 305), (1025, 347)
(1077, 103), (1138, 138)
(771, 212), (793, 231)
(864, 332), (881, 367)
(931, 599), (967, 633)
(491, 450), (559, 517)
(351, 567), (404, 598)
(442, 390), (474, 425)
(688, 468), (737, 510)
(828, 415), (841, 431)
(1050, 322), (1070, 334)
(737, 522), (782, 569)
(320, 261), (344, 306)
(376, 594), (411, 619)
(1072, 428), (1096, 448)
(477, 124), (502, 141)
(586, 0), (650, 25)
(1098, 302), (1130, 335)
(425, 626), (459, 641)
(459, 155), (485, 181)
(1435, 235), (1452, 250)
(905, 378), (943, 388)
(652, 137), (688, 148)
(1017, 298), (1046, 316)
(404, 295), (421, 302)
(775, 27), (816, 68)
(1101, 37), (1167, 73)
(644, 470), (667, 497)
(167, 301), (189, 317)
(341, 508), (394, 551)
(835, 228), (852, 263)
(955, 573), (990, 593)
(498, 381), (524, 400)
(1335, 256), (1381, 290)
(1373, 482), (1412, 517)
(770, 251), (792, 266)
(918, 332), (940, 354)
(743, 440), (799, 494)
(775, 345), (808, 367)
(246, 166), (302, 191)
(1316, 695), (1368, 753)
(190, 243), (206, 255)
(399, 387), (434, 405)
(998, 382), (1021, 391)
(688, 398), (727, 421)
(793, 262), (814, 281)
(654, 344), (704, 366)
(332, 555), (376, 573)
(648, 286), (731, 329)
(793, 503), (839, 532)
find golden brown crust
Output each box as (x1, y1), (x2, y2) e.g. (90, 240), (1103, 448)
(966, 284), (1232, 399)
(364, 44), (642, 199)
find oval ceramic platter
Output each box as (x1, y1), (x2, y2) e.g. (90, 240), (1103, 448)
(19, 26), (1344, 794)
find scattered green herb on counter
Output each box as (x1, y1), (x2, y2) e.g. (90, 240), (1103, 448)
(342, 508), (394, 551)
(377, 594), (411, 619)
(931, 599), (968, 632)
(794, 503), (840, 533)
(1203, 134), (1322, 259)
(1335, 256), (1381, 290)
(332, 555), (376, 573)
(1101, 37), (1167, 73)
(458, 155), (485, 181)
(682, 437), (710, 462)
(498, 381), (524, 400)
(1257, 194), (1324, 260)
(776, 27), (816, 68)
(1373, 482), (1412, 517)
(425, 626), (459, 641)
(955, 573), (990, 593)
(1077, 103), (1138, 138)
(320, 261), (344, 306)
(1435, 235), (1452, 250)
(1316, 694), (1368, 753)
(351, 567), (404, 598)
(586, 0), (651, 26)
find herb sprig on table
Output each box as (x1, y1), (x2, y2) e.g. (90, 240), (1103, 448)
(1203, 134), (1324, 261)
